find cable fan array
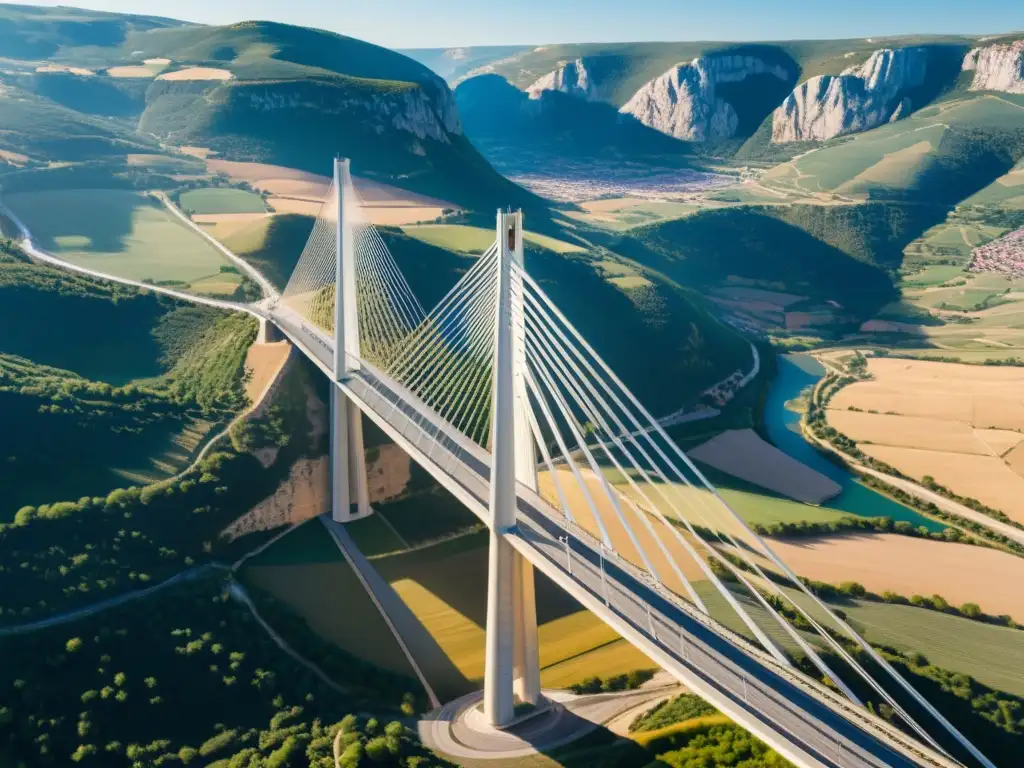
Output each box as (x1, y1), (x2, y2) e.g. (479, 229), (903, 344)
(280, 172), (425, 366)
(514, 263), (994, 768)
(382, 245), (500, 447)
(274, 177), (992, 765)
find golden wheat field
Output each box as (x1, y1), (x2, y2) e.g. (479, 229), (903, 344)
(768, 533), (1024, 621)
(827, 358), (1024, 519)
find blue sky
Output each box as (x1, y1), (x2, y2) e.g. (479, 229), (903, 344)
(29, 0), (1024, 48)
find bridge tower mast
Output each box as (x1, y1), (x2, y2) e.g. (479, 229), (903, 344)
(484, 210), (542, 726)
(330, 157), (371, 523)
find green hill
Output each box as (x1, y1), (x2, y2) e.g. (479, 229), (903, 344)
(0, 3), (185, 59)
(0, 247), (255, 516)
(0, 13), (528, 207)
(376, 227), (751, 413)
(0, 84), (156, 163)
(221, 213), (315, 292)
(615, 206), (900, 322)
(761, 93), (1024, 204)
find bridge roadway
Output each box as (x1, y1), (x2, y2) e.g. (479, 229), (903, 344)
(267, 307), (949, 768)
(0, 195), (948, 768)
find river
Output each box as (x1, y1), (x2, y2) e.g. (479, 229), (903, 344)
(763, 354), (942, 530)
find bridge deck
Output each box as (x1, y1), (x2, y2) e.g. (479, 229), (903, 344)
(268, 307), (943, 768)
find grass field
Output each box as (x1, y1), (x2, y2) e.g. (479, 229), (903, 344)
(900, 264), (968, 288)
(835, 599), (1024, 698)
(563, 199), (703, 231)
(179, 187), (268, 215)
(402, 224), (585, 254)
(347, 488), (484, 558)
(5, 189), (232, 284)
(688, 428), (841, 504)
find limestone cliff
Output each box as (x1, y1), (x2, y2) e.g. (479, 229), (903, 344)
(772, 47), (929, 142)
(142, 77), (461, 147)
(619, 54), (792, 141)
(526, 58), (615, 102)
(963, 40), (1024, 94)
(230, 79), (462, 143)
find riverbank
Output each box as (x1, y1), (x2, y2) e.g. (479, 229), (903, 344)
(800, 358), (1024, 550)
(760, 355), (941, 530)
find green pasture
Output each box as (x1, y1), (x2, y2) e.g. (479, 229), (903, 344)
(4, 189), (231, 283)
(900, 264), (966, 288)
(179, 187), (268, 215)
(401, 224), (585, 254)
(563, 201), (701, 232)
(767, 95), (1024, 199)
(920, 287), (1002, 311)
(347, 489), (484, 558)
(788, 591), (1024, 697)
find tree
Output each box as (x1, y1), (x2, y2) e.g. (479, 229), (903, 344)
(961, 602), (983, 619)
(66, 637), (84, 653)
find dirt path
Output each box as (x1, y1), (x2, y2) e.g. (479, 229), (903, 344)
(227, 580), (351, 695)
(0, 564), (226, 636)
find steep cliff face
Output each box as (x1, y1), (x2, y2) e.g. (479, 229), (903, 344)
(963, 40), (1024, 94)
(230, 81), (461, 142)
(525, 57), (617, 102)
(619, 54), (793, 141)
(772, 47), (929, 142)
(142, 77), (461, 147)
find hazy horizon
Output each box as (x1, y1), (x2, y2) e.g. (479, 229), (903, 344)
(14, 0), (1024, 49)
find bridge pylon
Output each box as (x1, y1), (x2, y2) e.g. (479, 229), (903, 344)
(330, 157), (371, 524)
(484, 210), (542, 726)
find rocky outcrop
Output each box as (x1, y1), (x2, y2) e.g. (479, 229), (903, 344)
(772, 47), (929, 142)
(236, 80), (462, 143)
(963, 40), (1024, 94)
(144, 77), (462, 146)
(526, 58), (614, 102)
(619, 54), (792, 141)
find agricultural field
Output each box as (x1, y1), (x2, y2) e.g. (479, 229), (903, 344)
(179, 187), (268, 215)
(240, 520), (417, 678)
(768, 533), (1024, 623)
(203, 158), (456, 225)
(245, 520), (654, 702)
(106, 57), (169, 77)
(829, 599), (1024, 698)
(592, 258), (652, 289)
(561, 197), (703, 231)
(827, 357), (1024, 522)
(157, 66), (234, 80)
(688, 428), (841, 504)
(402, 224), (585, 254)
(372, 532), (654, 698)
(3, 189), (237, 292)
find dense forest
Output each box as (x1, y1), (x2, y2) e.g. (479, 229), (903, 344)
(0, 577), (435, 768)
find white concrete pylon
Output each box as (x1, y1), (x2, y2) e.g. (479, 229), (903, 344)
(509, 211), (541, 706)
(331, 157), (371, 523)
(485, 210), (541, 726)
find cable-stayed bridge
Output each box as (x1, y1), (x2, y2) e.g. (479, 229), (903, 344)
(0, 161), (995, 768)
